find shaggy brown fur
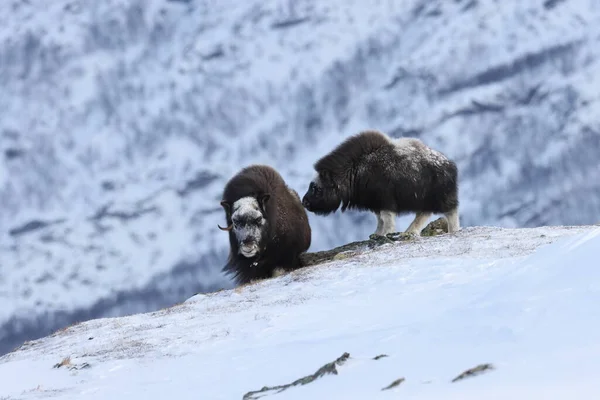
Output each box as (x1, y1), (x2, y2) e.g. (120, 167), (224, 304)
(219, 164), (312, 285)
(301, 130), (460, 236)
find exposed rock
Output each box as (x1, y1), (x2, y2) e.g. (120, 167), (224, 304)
(332, 251), (358, 261)
(52, 356), (91, 371)
(451, 363), (495, 383)
(385, 231), (418, 241)
(243, 352), (350, 399)
(420, 217), (449, 236)
(381, 377), (405, 391)
(300, 236), (392, 267)
(300, 219), (448, 267)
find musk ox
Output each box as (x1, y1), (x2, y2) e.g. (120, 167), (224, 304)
(301, 130), (460, 237)
(218, 164), (312, 285)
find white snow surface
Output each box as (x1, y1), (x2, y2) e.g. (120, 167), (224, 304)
(2, 225), (600, 399)
(3, 0), (600, 358)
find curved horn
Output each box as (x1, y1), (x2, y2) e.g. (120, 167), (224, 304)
(218, 223), (233, 231)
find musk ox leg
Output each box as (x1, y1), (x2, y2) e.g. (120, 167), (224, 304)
(374, 212), (384, 236)
(378, 210), (396, 236)
(272, 267), (287, 278)
(405, 211), (432, 235)
(444, 207), (460, 233)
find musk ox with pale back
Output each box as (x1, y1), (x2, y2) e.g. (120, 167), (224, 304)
(218, 164), (312, 285)
(301, 130), (460, 237)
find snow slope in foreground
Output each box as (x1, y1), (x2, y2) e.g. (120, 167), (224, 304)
(1, 225), (600, 399)
(5, 0), (600, 360)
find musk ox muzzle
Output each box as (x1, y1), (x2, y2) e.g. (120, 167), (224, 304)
(221, 196), (268, 259)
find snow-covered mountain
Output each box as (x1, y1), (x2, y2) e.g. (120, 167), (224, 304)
(2, 0), (600, 355)
(2, 225), (600, 399)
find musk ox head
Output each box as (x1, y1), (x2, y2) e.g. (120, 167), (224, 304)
(301, 171), (342, 215)
(219, 194), (270, 258)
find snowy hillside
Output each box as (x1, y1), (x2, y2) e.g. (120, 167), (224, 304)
(3, 0), (600, 357)
(2, 225), (600, 399)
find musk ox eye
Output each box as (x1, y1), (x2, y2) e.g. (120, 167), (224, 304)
(253, 216), (262, 224)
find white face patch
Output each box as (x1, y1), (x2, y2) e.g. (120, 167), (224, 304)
(232, 197), (261, 216)
(231, 196), (266, 258)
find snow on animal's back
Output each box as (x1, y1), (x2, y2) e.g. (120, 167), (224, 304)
(392, 137), (452, 168)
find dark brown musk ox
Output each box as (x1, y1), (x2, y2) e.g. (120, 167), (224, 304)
(218, 164), (312, 285)
(301, 130), (460, 237)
